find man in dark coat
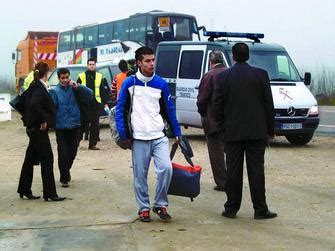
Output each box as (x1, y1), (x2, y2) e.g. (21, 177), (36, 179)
(213, 42), (277, 219)
(197, 50), (227, 192)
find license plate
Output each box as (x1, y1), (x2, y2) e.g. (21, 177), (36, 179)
(281, 123), (303, 130)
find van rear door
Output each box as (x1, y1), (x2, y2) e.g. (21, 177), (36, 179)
(175, 45), (206, 127)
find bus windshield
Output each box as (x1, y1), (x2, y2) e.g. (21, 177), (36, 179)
(57, 11), (200, 67)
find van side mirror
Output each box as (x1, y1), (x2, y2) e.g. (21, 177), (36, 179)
(304, 72), (311, 85)
(12, 52), (16, 61)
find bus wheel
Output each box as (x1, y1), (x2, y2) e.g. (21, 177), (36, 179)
(285, 133), (314, 145)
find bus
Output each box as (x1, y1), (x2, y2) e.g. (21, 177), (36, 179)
(57, 10), (201, 66)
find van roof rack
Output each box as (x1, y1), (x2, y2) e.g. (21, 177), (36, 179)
(203, 31), (264, 42)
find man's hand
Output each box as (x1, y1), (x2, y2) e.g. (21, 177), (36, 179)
(119, 138), (132, 149)
(69, 80), (79, 89)
(40, 122), (47, 131)
(175, 136), (180, 144)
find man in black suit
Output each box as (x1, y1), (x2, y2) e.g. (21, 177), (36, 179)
(213, 42), (277, 219)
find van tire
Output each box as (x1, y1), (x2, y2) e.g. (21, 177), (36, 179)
(285, 133), (314, 145)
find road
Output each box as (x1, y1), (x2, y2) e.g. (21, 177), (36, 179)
(0, 112), (334, 250)
(316, 106), (335, 135)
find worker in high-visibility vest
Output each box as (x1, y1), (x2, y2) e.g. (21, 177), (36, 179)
(22, 71), (34, 91)
(77, 58), (108, 150)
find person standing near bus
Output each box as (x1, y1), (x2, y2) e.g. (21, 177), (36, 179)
(17, 62), (65, 202)
(77, 58), (106, 150)
(197, 50), (227, 192)
(213, 43), (277, 219)
(50, 68), (93, 187)
(111, 59), (128, 102)
(115, 47), (181, 222)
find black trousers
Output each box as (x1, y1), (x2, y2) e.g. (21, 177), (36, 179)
(206, 132), (227, 187)
(87, 100), (101, 147)
(224, 139), (269, 214)
(17, 130), (58, 198)
(56, 129), (79, 183)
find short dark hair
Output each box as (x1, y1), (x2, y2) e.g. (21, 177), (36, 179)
(57, 68), (70, 78)
(118, 59), (128, 72)
(232, 42), (249, 63)
(87, 58), (96, 64)
(209, 50), (224, 64)
(127, 58), (136, 66)
(135, 46), (154, 61)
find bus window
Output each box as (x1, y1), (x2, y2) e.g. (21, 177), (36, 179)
(114, 19), (129, 41)
(129, 15), (146, 44)
(75, 28), (84, 49)
(58, 31), (72, 52)
(171, 17), (191, 41)
(98, 22), (113, 45)
(84, 25), (98, 48)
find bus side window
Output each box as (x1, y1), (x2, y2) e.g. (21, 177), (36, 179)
(98, 22), (113, 45)
(84, 26), (98, 48)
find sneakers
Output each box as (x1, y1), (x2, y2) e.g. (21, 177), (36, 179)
(153, 207), (172, 221)
(138, 210), (151, 222)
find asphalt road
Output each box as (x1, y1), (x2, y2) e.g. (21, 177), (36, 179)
(316, 106), (335, 135)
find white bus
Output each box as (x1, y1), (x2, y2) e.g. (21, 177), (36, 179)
(57, 10), (201, 66)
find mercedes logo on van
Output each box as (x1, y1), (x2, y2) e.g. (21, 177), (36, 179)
(287, 106), (296, 116)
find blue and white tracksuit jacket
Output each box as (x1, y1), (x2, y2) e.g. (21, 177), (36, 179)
(115, 71), (181, 141)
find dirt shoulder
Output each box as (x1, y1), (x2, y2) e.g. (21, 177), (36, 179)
(0, 112), (334, 250)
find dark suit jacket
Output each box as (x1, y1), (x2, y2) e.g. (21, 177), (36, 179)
(212, 62), (274, 142)
(197, 64), (226, 135)
(23, 80), (56, 130)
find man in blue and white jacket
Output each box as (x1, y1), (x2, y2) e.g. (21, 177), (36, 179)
(115, 46), (181, 222)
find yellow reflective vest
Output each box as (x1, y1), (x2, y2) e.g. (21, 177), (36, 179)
(78, 72), (102, 103)
(22, 71), (34, 91)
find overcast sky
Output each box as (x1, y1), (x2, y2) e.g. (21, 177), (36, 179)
(1, 0), (334, 80)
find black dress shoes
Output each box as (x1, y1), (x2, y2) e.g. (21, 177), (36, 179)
(254, 210), (277, 219)
(88, 145), (100, 150)
(213, 185), (226, 192)
(221, 210), (237, 219)
(44, 196), (66, 202)
(19, 193), (41, 200)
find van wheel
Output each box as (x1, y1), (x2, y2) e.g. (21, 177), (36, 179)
(285, 133), (314, 145)
(164, 122), (174, 138)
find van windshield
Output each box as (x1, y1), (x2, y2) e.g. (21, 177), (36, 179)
(228, 50), (301, 82)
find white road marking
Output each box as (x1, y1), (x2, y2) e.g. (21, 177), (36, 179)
(318, 124), (335, 128)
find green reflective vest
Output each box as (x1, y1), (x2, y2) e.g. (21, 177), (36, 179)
(22, 71), (34, 91)
(78, 72), (102, 103)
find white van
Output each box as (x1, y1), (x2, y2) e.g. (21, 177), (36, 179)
(155, 31), (319, 145)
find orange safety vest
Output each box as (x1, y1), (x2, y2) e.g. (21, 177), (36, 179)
(114, 72), (127, 98)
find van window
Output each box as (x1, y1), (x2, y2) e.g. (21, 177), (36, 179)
(156, 50), (180, 78)
(179, 50), (203, 79)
